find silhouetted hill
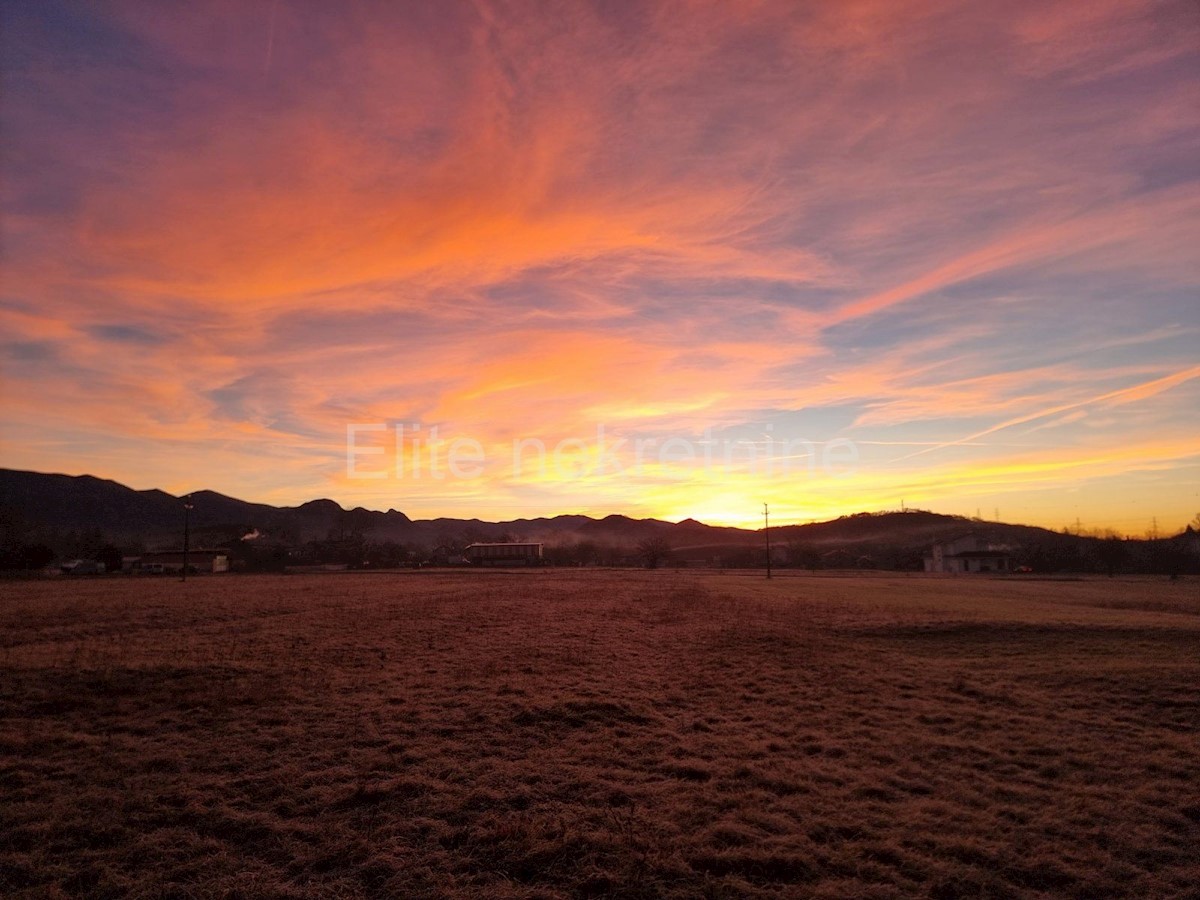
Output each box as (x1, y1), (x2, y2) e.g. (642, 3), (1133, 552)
(0, 470), (187, 533)
(0, 468), (1063, 551)
(772, 510), (1030, 549)
(0, 468), (742, 548)
(4, 469), (1193, 576)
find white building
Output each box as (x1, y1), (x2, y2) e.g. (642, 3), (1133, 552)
(924, 534), (1014, 574)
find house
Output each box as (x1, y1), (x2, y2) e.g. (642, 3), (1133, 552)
(138, 549), (230, 574)
(924, 534), (1014, 574)
(465, 542), (544, 567)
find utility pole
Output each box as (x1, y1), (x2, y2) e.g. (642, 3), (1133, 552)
(764, 502), (772, 579)
(182, 495), (193, 582)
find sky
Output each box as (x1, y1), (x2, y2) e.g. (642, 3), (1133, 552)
(2, 0), (1198, 533)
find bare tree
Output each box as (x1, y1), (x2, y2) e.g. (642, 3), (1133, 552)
(1092, 536), (1127, 578)
(636, 537), (671, 569)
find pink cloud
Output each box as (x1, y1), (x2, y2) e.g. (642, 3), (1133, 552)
(2, 0), (1197, 530)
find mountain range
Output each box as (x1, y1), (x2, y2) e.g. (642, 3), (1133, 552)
(0, 468), (749, 548)
(1, 467), (1090, 558)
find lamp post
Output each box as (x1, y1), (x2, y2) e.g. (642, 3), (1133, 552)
(182, 495), (193, 582)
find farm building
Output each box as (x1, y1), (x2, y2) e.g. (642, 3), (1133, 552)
(138, 549), (230, 574)
(924, 535), (1014, 573)
(465, 542), (544, 566)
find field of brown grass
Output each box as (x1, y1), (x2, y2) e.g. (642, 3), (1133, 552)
(1, 571), (1197, 898)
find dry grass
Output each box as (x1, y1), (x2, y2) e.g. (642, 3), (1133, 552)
(1, 571), (1197, 898)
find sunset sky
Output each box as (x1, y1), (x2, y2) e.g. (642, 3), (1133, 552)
(2, 0), (1198, 532)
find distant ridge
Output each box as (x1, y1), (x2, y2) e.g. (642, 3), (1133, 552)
(0, 468), (747, 547)
(0, 467), (1084, 555)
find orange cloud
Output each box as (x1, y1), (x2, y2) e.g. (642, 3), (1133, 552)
(3, 0), (1198, 533)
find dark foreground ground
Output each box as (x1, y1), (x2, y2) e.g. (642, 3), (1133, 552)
(1, 571), (1197, 898)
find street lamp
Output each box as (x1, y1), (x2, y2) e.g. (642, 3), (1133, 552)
(182, 495), (194, 582)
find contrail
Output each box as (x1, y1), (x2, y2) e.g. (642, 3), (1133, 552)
(890, 364), (1200, 463)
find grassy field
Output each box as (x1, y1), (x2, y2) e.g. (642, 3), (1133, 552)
(1, 571), (1197, 898)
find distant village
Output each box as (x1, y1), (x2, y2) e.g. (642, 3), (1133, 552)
(16, 516), (1200, 579)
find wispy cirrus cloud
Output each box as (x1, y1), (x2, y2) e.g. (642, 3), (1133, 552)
(2, 0), (1197, 531)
